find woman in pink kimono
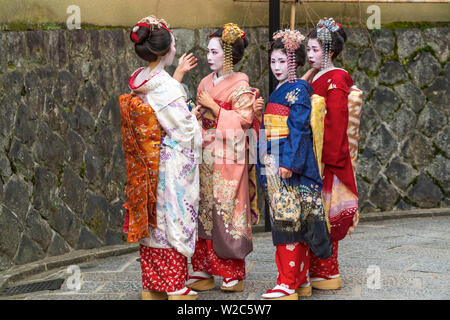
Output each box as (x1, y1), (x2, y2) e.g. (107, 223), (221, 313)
(186, 23), (259, 292)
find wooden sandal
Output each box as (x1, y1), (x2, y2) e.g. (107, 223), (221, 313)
(187, 276), (215, 291)
(141, 290), (168, 300)
(220, 279), (244, 292)
(261, 288), (298, 300)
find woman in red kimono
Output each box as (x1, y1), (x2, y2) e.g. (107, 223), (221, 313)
(186, 23), (259, 293)
(304, 18), (359, 290)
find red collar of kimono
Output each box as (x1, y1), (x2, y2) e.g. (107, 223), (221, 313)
(128, 67), (161, 91)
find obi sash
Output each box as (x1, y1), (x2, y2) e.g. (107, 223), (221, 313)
(263, 102), (290, 141)
(200, 99), (232, 129)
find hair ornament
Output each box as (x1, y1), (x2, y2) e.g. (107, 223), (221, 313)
(220, 23), (245, 75)
(315, 17), (339, 70)
(131, 15), (172, 44)
(272, 29), (305, 83)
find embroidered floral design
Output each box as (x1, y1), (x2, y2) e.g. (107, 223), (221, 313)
(285, 88), (301, 105)
(263, 154), (326, 233)
(286, 243), (297, 251)
(213, 171), (250, 240)
(198, 149), (215, 236)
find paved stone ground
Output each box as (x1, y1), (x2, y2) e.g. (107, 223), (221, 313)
(2, 216), (449, 300)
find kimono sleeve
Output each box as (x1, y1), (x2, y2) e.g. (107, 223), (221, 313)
(154, 97), (202, 158)
(215, 86), (256, 162)
(279, 87), (312, 174)
(322, 77), (350, 168)
(217, 87), (256, 132)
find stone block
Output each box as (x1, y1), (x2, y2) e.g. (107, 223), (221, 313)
(377, 61), (408, 85)
(58, 165), (86, 215)
(3, 174), (31, 221)
(389, 104), (417, 141)
(384, 157), (418, 192)
(407, 173), (443, 208)
(434, 127), (449, 157)
(393, 82), (426, 114)
(0, 204), (23, 258)
(369, 176), (400, 211)
(370, 86), (401, 121)
(417, 103), (447, 138)
(77, 227), (103, 250)
(47, 200), (82, 248)
(25, 208), (53, 252)
(83, 192), (108, 240)
(365, 124), (398, 164)
(423, 77), (449, 116)
(422, 27), (450, 63)
(32, 166), (58, 212)
(406, 51), (442, 88)
(396, 29), (425, 61)
(47, 232), (71, 257)
(14, 234), (45, 265)
(32, 122), (66, 172)
(425, 154), (450, 195)
(401, 132), (434, 168)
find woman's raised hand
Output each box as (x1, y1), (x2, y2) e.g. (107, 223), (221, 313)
(173, 53), (198, 82)
(301, 68), (319, 82)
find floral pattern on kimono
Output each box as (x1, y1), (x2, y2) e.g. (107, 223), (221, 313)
(128, 65), (202, 258)
(196, 72), (258, 260)
(256, 79), (332, 259)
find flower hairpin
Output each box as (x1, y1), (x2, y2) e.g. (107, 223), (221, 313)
(220, 23), (245, 75)
(315, 17), (340, 70)
(272, 29), (306, 82)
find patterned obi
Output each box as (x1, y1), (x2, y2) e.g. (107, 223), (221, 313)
(200, 99), (232, 129)
(263, 103), (290, 141)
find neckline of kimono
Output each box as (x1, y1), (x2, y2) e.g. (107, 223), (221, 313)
(129, 63), (164, 90)
(312, 67), (347, 83)
(213, 71), (234, 86)
(275, 78), (308, 92)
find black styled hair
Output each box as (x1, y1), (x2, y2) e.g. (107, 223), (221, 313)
(209, 28), (249, 65)
(268, 38), (306, 68)
(308, 26), (347, 60)
(130, 25), (172, 62)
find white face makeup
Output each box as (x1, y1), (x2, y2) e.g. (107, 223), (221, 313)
(306, 38), (323, 70)
(270, 49), (289, 82)
(207, 37), (224, 74)
(162, 33), (176, 67)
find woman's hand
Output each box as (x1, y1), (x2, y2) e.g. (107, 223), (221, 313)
(191, 105), (202, 121)
(278, 167), (293, 179)
(253, 97), (264, 122)
(198, 91), (216, 110)
(173, 53), (198, 82)
(301, 68), (319, 82)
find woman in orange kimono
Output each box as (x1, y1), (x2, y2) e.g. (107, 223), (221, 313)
(121, 16), (202, 300)
(186, 23), (259, 292)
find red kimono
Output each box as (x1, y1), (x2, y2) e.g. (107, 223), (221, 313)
(309, 68), (359, 279)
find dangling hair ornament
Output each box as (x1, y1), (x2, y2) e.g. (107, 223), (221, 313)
(273, 29), (305, 82)
(315, 17), (339, 70)
(131, 15), (172, 44)
(220, 23), (246, 75)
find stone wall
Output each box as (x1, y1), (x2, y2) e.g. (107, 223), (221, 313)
(0, 26), (448, 271)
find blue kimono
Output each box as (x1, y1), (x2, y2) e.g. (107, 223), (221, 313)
(256, 79), (332, 259)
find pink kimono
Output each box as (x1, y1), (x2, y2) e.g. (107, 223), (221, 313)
(191, 72), (258, 280)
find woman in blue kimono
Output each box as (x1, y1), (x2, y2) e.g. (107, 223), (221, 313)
(256, 30), (332, 300)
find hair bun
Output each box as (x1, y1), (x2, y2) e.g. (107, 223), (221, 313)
(130, 24), (151, 44)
